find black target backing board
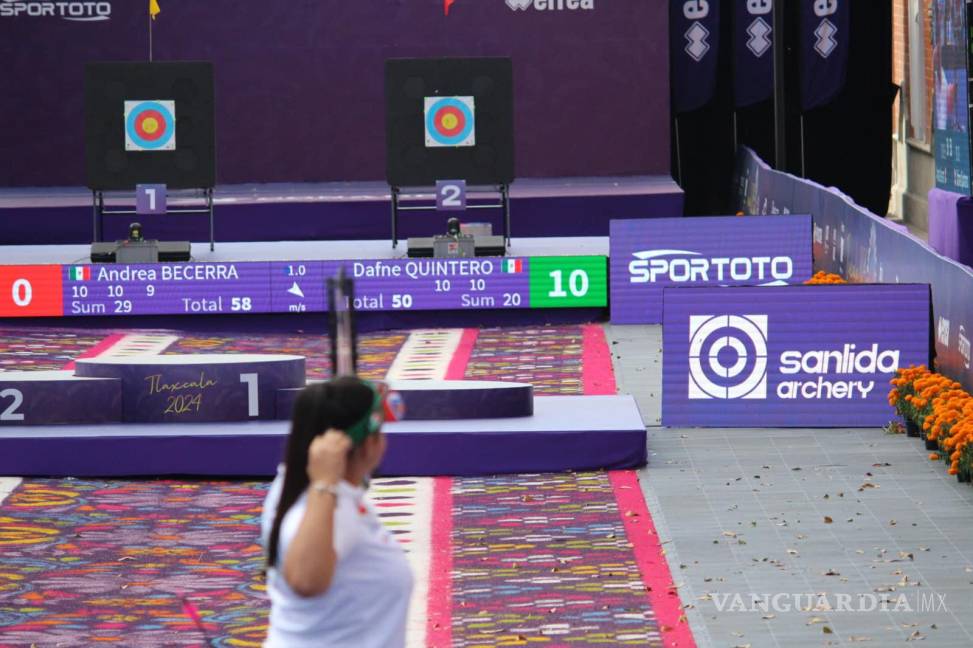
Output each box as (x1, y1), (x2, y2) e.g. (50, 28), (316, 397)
(84, 62), (216, 191)
(385, 57), (514, 187)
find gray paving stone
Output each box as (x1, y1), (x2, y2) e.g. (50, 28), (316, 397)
(606, 324), (973, 648)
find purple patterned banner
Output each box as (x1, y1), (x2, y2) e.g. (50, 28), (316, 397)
(670, 0), (721, 113)
(733, 0), (774, 107)
(662, 284), (930, 427)
(799, 0), (849, 110)
(734, 145), (973, 394)
(609, 216), (813, 324)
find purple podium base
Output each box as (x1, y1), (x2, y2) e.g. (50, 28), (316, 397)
(0, 395), (647, 477)
(0, 176), (684, 245)
(277, 380), (534, 421)
(0, 371), (121, 426)
(75, 354), (306, 422)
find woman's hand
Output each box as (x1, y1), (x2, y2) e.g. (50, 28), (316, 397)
(307, 429), (351, 484)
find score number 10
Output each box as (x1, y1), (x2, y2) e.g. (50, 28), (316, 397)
(529, 257), (607, 308)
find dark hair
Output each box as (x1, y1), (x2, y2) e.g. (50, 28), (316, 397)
(266, 376), (375, 568)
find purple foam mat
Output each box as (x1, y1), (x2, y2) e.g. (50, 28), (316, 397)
(0, 395), (647, 477)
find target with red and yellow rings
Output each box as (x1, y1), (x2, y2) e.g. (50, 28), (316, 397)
(124, 100), (176, 151)
(424, 96), (475, 147)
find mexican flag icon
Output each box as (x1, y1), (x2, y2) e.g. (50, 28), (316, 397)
(69, 266), (91, 281)
(502, 259), (523, 273)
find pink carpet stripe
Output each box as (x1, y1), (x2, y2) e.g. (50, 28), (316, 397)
(61, 333), (126, 370)
(610, 470), (696, 648)
(582, 323), (617, 395)
(444, 328), (478, 380)
(426, 476), (454, 647)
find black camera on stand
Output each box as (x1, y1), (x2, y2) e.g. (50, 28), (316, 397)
(433, 217), (475, 258)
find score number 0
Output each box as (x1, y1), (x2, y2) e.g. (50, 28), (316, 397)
(10, 279), (32, 308)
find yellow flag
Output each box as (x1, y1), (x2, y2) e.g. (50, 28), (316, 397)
(149, 0), (160, 19)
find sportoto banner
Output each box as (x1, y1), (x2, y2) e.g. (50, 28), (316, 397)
(610, 215), (813, 324)
(662, 284), (930, 427)
(734, 146), (973, 394)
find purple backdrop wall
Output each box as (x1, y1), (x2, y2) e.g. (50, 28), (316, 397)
(0, 0), (670, 187)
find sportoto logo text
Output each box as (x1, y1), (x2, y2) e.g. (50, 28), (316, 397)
(689, 314), (902, 401)
(688, 314), (769, 400)
(629, 249), (793, 285)
(505, 0), (593, 11)
(0, 0), (111, 20)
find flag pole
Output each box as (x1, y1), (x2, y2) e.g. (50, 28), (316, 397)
(149, 11), (153, 62)
(673, 115), (683, 186)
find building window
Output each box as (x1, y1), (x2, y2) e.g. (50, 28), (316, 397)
(907, 0), (929, 145)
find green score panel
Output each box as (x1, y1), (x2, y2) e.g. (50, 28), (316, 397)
(528, 256), (608, 308)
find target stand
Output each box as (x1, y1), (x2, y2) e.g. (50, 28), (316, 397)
(90, 186), (214, 255)
(84, 62), (217, 257)
(391, 184), (510, 256)
(384, 57), (515, 255)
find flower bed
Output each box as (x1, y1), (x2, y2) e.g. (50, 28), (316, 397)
(889, 366), (973, 481)
(804, 271), (847, 285)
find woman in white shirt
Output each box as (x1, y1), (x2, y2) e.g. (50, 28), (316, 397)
(261, 377), (413, 648)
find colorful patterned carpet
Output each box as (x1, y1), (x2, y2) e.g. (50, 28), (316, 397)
(448, 472), (661, 648)
(0, 327), (116, 371)
(0, 324), (683, 648)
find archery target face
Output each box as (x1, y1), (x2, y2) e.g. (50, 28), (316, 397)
(124, 100), (176, 151)
(424, 96), (475, 147)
